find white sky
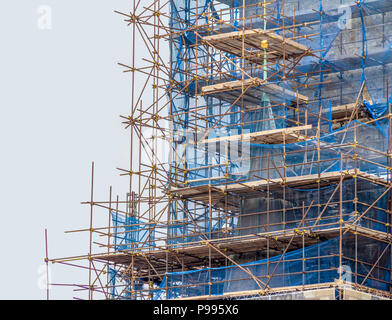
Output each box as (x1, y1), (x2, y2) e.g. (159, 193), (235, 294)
(0, 0), (142, 299)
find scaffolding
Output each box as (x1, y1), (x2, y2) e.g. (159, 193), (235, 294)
(47, 0), (392, 300)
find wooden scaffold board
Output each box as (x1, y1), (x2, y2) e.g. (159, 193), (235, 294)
(201, 125), (312, 145)
(202, 28), (309, 65)
(331, 103), (357, 120)
(201, 78), (309, 105)
(171, 170), (388, 201)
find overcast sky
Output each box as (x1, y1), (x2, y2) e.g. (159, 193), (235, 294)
(0, 0), (140, 299)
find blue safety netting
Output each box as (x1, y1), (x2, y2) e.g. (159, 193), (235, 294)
(153, 235), (391, 299)
(108, 267), (135, 300)
(164, 0), (392, 299)
(168, 176), (390, 246)
(111, 211), (155, 251)
(169, 0), (392, 181)
(184, 120), (389, 186)
(168, 202), (238, 245)
(168, 0), (392, 183)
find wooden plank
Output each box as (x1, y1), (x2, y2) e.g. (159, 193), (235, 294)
(263, 83), (309, 103)
(202, 28), (309, 65)
(323, 103), (356, 120)
(201, 125), (312, 144)
(346, 224), (392, 243)
(201, 78), (309, 103)
(211, 170), (347, 192)
(201, 78), (265, 94)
